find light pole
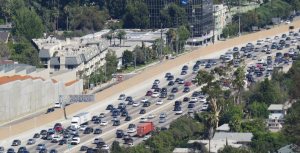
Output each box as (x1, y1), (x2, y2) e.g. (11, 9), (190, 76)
(238, 0), (241, 36)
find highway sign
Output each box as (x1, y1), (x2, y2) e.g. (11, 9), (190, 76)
(59, 95), (95, 104)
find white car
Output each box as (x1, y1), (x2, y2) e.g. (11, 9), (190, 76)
(54, 102), (61, 108)
(147, 114), (156, 119)
(79, 125), (88, 131)
(140, 118), (148, 123)
(159, 112), (167, 118)
(127, 128), (137, 133)
(128, 142), (134, 147)
(190, 97), (198, 102)
(152, 92), (160, 98)
(143, 135), (151, 141)
(71, 137), (80, 145)
(156, 100), (163, 105)
(100, 121), (108, 126)
(141, 98), (148, 103)
(133, 102), (140, 107)
(285, 20), (291, 24)
(102, 144), (110, 150)
(202, 104), (209, 111)
(52, 135), (62, 141)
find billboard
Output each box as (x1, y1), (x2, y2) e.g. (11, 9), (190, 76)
(59, 95), (95, 104)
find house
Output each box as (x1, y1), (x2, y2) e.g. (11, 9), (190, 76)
(216, 124), (230, 132)
(278, 144), (300, 153)
(188, 132), (253, 153)
(267, 104), (286, 131)
(0, 23), (12, 32)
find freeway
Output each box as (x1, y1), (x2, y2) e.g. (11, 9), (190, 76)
(3, 30), (299, 153)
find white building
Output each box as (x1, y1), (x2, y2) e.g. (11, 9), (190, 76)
(33, 35), (109, 77)
(188, 132), (253, 153)
(213, 4), (230, 41)
(267, 104), (287, 131)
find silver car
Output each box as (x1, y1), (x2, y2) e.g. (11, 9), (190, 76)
(27, 138), (36, 145)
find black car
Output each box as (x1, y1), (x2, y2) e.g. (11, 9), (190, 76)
(188, 103), (195, 108)
(12, 139), (21, 146)
(167, 75), (174, 81)
(125, 96), (133, 102)
(83, 127), (94, 134)
(151, 84), (159, 89)
(39, 148), (47, 153)
(183, 87), (190, 93)
(125, 116), (132, 121)
(168, 94), (175, 100)
(127, 100), (134, 105)
(91, 116), (98, 121)
(7, 148), (14, 153)
(46, 107), (55, 114)
(33, 133), (40, 138)
(161, 88), (167, 93)
(121, 111), (128, 117)
(182, 65), (188, 71)
(165, 72), (171, 78)
(58, 139), (67, 145)
(94, 128), (102, 134)
(183, 97), (190, 102)
(168, 81), (174, 86)
(49, 149), (58, 153)
(80, 146), (89, 151)
(18, 147), (27, 152)
(113, 120), (121, 126)
(160, 93), (167, 98)
(93, 118), (101, 124)
(106, 104), (114, 110)
(143, 102), (150, 107)
(171, 87), (178, 93)
(140, 109), (146, 114)
(205, 64), (211, 68)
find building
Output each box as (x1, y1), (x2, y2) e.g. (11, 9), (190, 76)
(216, 123), (230, 132)
(188, 132), (253, 153)
(267, 104), (287, 131)
(144, 0), (213, 45)
(0, 23), (12, 43)
(173, 148), (201, 153)
(213, 4), (229, 41)
(278, 144), (300, 153)
(0, 23), (12, 32)
(33, 35), (109, 77)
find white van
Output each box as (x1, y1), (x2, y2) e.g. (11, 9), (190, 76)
(54, 102), (61, 108)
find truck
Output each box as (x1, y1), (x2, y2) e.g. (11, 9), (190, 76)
(71, 112), (91, 129)
(137, 122), (155, 137)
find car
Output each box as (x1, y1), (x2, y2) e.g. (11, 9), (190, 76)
(36, 144), (46, 150)
(140, 118), (148, 123)
(49, 149), (58, 153)
(100, 121), (108, 126)
(0, 147), (3, 152)
(165, 72), (171, 78)
(106, 104), (114, 110)
(128, 124), (136, 129)
(285, 20), (291, 24)
(147, 114), (156, 119)
(127, 128), (137, 133)
(18, 146), (27, 152)
(205, 64), (212, 68)
(181, 70), (187, 75)
(33, 133), (40, 138)
(118, 94), (126, 100)
(143, 135), (151, 141)
(94, 128), (102, 134)
(156, 99), (163, 105)
(113, 120), (121, 126)
(121, 111), (128, 117)
(6, 148), (14, 153)
(202, 104), (209, 111)
(174, 107), (183, 114)
(27, 138), (35, 145)
(159, 118), (167, 123)
(80, 146), (89, 151)
(133, 102), (140, 107)
(140, 109), (146, 114)
(190, 97), (198, 102)
(160, 93), (167, 98)
(92, 115), (98, 121)
(143, 102), (151, 107)
(79, 125), (88, 131)
(168, 81), (175, 86)
(83, 127), (94, 134)
(125, 96), (133, 102)
(152, 92), (160, 98)
(46, 107), (55, 114)
(184, 81), (192, 86)
(145, 90), (153, 96)
(167, 75), (174, 81)
(153, 79), (160, 85)
(188, 108), (194, 114)
(99, 113), (105, 118)
(58, 139), (67, 145)
(188, 103), (195, 108)
(167, 94), (175, 100)
(127, 100), (134, 105)
(183, 97), (190, 102)
(125, 116), (132, 121)
(141, 98), (148, 103)
(171, 87), (178, 93)
(94, 138), (104, 144)
(39, 148), (47, 153)
(99, 144), (109, 150)
(159, 112), (167, 118)
(12, 139), (21, 146)
(183, 87), (190, 93)
(151, 84), (159, 89)
(182, 65), (188, 70)
(71, 137), (80, 145)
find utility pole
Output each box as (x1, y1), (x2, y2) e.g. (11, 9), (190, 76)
(160, 22), (163, 59)
(212, 6), (215, 44)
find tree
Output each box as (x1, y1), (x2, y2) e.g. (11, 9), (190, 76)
(13, 7), (44, 40)
(166, 29), (177, 51)
(123, 1), (149, 29)
(106, 34), (113, 46)
(105, 0), (127, 19)
(177, 26), (190, 52)
(218, 145), (251, 153)
(232, 66), (246, 104)
(116, 30), (126, 45)
(160, 3), (187, 28)
(283, 102), (300, 146)
(248, 101), (268, 118)
(0, 42), (10, 60)
(196, 70), (214, 86)
(133, 46), (146, 65)
(111, 141), (122, 153)
(10, 39), (40, 66)
(105, 50), (118, 80)
(122, 50), (133, 67)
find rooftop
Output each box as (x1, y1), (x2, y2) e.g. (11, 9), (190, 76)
(173, 148), (201, 153)
(216, 124), (230, 131)
(278, 144), (300, 153)
(268, 104), (284, 111)
(0, 23), (12, 29)
(212, 132), (253, 142)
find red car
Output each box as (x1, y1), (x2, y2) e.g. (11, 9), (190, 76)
(184, 81), (192, 87)
(54, 123), (63, 133)
(145, 90), (153, 96)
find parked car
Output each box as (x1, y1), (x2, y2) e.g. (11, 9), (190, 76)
(11, 139), (21, 146)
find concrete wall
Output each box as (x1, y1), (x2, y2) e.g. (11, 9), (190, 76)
(51, 70), (77, 82)
(0, 78), (83, 123)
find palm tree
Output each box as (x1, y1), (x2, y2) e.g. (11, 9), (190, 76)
(166, 29), (177, 51)
(116, 30), (126, 46)
(106, 34), (112, 46)
(232, 66), (246, 104)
